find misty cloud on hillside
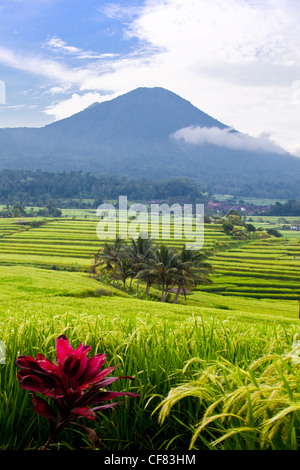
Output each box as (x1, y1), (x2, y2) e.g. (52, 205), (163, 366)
(172, 126), (286, 155)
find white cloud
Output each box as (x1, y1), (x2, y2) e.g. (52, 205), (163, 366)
(44, 85), (70, 95)
(1, 0), (300, 155)
(97, 3), (143, 20)
(129, 0), (300, 65)
(46, 36), (81, 55)
(0, 45), (89, 86)
(90, 0), (300, 154)
(172, 126), (286, 154)
(44, 93), (103, 120)
(0, 44), (118, 99)
(45, 36), (119, 60)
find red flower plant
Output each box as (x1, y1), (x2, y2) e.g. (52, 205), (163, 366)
(16, 334), (139, 449)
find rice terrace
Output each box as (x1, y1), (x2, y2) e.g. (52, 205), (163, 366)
(1, 205), (300, 451)
(2, 1), (300, 455)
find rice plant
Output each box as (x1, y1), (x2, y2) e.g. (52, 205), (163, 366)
(155, 340), (300, 450)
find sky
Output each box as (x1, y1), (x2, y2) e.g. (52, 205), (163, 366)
(0, 0), (300, 156)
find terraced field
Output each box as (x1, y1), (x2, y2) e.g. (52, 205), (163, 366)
(0, 216), (299, 303)
(248, 215), (300, 240)
(1, 214), (300, 450)
(0, 217), (236, 270)
(0, 219), (30, 238)
(196, 237), (300, 300)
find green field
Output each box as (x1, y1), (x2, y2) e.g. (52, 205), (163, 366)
(1, 215), (300, 450)
(246, 215), (300, 239)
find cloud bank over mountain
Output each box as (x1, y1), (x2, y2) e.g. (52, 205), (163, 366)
(172, 126), (286, 155)
(0, 1), (300, 154)
(0, 86), (300, 200)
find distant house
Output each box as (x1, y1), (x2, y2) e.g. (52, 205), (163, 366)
(14, 219), (29, 225)
(205, 200), (271, 216)
(207, 202), (220, 208)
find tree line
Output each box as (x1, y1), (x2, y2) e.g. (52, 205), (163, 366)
(265, 200), (300, 216)
(0, 169), (205, 208)
(90, 237), (214, 303)
(0, 201), (62, 218)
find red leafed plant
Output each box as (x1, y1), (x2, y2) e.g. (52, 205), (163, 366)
(16, 334), (139, 449)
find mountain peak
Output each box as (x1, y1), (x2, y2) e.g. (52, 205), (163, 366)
(46, 86), (226, 135)
(0, 86), (299, 198)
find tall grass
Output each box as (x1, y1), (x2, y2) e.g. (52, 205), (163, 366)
(1, 217), (300, 449)
(0, 309), (299, 450)
(156, 343), (300, 450)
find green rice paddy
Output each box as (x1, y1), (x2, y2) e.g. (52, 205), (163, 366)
(1, 214), (300, 450)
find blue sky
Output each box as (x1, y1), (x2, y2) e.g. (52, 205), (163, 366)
(0, 0), (300, 156)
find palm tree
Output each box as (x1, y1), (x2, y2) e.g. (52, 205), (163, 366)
(125, 236), (154, 293)
(90, 237), (126, 281)
(109, 254), (134, 289)
(171, 246), (214, 303)
(137, 244), (179, 301)
(90, 238), (214, 303)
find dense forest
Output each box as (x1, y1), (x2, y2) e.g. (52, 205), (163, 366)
(1, 170), (299, 217)
(0, 169), (206, 208)
(266, 200), (300, 216)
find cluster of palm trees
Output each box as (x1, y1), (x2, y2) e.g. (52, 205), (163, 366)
(90, 236), (214, 303)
